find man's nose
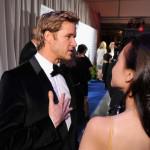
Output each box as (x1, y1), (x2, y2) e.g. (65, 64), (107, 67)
(71, 38), (77, 47)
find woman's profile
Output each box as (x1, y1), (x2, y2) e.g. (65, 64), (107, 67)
(79, 33), (150, 150)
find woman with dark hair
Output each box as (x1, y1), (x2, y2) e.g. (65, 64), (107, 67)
(79, 33), (150, 150)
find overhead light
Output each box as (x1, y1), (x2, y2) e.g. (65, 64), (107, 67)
(127, 17), (145, 32)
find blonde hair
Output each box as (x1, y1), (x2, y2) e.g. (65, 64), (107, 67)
(99, 41), (107, 49)
(36, 11), (79, 50)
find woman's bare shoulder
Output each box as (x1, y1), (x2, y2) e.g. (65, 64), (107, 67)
(87, 113), (127, 132)
(79, 116), (112, 150)
(88, 116), (112, 131)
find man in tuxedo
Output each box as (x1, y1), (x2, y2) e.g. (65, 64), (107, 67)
(0, 11), (79, 150)
(19, 27), (38, 64)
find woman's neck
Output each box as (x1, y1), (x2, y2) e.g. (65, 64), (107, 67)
(125, 94), (139, 116)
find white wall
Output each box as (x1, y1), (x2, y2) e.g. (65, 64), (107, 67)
(76, 22), (97, 64)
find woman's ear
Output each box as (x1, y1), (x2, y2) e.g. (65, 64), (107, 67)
(125, 70), (134, 83)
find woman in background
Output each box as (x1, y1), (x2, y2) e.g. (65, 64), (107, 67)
(109, 41), (115, 58)
(79, 33), (150, 150)
(96, 41), (107, 80)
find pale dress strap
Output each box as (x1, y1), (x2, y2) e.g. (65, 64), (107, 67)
(107, 117), (113, 150)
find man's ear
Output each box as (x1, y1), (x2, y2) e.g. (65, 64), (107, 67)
(125, 70), (134, 82)
(43, 31), (53, 43)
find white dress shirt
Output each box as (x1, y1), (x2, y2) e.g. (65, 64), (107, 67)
(35, 53), (71, 130)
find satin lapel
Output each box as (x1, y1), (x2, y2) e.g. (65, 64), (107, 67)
(29, 57), (58, 104)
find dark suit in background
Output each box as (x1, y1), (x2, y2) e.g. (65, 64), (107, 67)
(19, 26), (38, 65)
(19, 41), (37, 64)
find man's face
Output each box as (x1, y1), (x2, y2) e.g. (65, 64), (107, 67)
(50, 21), (77, 62)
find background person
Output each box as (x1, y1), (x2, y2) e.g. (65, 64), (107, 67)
(102, 48), (112, 89)
(79, 33), (150, 150)
(109, 41), (115, 58)
(19, 27), (39, 64)
(76, 44), (93, 122)
(96, 41), (107, 80)
(59, 49), (85, 144)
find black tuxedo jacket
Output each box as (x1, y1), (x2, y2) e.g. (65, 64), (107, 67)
(0, 57), (78, 150)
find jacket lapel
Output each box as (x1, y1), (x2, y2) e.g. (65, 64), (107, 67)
(29, 57), (58, 103)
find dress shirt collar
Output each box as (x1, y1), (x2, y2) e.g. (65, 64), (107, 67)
(35, 52), (53, 76)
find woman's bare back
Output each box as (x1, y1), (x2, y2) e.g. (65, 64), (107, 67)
(109, 111), (150, 150)
(79, 111), (150, 150)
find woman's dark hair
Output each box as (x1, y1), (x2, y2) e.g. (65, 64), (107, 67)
(124, 33), (150, 137)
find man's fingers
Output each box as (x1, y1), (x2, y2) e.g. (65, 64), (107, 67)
(59, 93), (66, 109)
(59, 93), (65, 103)
(48, 91), (54, 105)
(65, 113), (71, 120)
(64, 107), (73, 119)
(63, 99), (71, 113)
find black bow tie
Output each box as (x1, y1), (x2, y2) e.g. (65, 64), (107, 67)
(51, 64), (62, 77)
